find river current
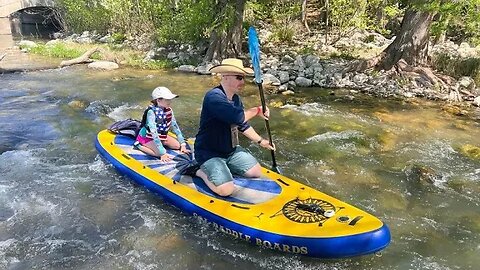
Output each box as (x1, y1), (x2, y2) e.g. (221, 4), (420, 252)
(0, 65), (479, 270)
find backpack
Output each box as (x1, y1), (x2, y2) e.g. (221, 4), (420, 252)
(108, 118), (142, 138)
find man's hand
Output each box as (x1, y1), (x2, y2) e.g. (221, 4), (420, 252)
(256, 106), (270, 120)
(259, 139), (275, 151)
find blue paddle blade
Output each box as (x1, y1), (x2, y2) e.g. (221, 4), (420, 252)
(248, 26), (262, 84)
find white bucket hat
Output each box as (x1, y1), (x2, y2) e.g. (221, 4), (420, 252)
(151, 86), (178, 100)
(209, 58), (254, 75)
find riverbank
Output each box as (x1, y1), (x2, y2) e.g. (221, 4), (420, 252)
(4, 29), (480, 113)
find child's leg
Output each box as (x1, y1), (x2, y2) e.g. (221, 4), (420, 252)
(137, 140), (161, 157)
(162, 135), (181, 150)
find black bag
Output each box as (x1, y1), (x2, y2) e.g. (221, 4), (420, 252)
(108, 119), (142, 138)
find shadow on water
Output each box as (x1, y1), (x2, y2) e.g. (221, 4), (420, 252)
(0, 66), (479, 270)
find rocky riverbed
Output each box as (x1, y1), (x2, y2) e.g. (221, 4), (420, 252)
(6, 29), (480, 112)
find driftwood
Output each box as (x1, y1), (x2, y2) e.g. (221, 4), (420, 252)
(0, 53), (6, 61)
(60, 47), (99, 67)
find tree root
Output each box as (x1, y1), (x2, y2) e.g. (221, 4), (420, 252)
(395, 59), (447, 89)
(344, 56), (471, 103)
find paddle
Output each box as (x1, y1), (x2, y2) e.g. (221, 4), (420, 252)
(248, 26), (281, 174)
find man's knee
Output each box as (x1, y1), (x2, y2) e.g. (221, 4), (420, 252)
(216, 182), (235, 196)
(244, 164), (262, 178)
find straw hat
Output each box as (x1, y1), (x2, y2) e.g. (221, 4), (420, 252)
(151, 86), (178, 100)
(209, 58), (254, 75)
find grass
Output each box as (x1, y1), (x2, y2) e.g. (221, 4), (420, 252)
(432, 52), (480, 84)
(20, 41), (177, 70)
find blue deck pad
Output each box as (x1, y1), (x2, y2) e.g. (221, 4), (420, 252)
(114, 134), (281, 204)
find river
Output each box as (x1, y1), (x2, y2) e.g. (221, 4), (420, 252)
(0, 64), (479, 269)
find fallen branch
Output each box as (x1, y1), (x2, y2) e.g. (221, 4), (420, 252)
(60, 47), (98, 67)
(0, 53), (6, 61)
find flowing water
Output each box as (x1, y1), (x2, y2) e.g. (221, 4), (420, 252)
(0, 65), (479, 270)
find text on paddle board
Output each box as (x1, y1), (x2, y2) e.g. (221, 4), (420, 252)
(193, 213), (308, 255)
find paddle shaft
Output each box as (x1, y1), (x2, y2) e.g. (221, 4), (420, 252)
(256, 81), (278, 170)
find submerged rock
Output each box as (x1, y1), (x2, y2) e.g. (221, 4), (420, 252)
(408, 164), (440, 184)
(458, 144), (480, 160)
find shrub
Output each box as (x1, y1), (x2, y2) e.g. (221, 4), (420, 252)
(432, 53), (480, 84)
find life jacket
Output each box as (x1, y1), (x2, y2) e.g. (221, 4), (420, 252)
(140, 105), (173, 140)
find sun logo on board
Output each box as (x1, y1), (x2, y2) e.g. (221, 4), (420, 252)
(282, 198), (336, 225)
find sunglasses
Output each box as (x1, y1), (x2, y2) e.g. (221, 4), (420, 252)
(226, 75), (245, 81)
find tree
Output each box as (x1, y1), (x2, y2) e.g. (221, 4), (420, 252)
(350, 0), (480, 88)
(204, 0), (247, 62)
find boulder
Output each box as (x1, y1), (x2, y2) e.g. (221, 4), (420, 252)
(295, 77), (313, 87)
(262, 73), (281, 86)
(87, 61), (119, 70)
(18, 40), (37, 48)
(177, 65), (196, 73)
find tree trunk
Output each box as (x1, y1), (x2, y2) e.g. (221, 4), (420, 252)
(301, 0), (310, 33)
(204, 0), (246, 63)
(377, 8), (435, 71)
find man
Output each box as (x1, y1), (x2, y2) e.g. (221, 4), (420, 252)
(192, 58), (275, 196)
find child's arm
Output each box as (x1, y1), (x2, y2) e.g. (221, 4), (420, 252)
(170, 113), (186, 145)
(146, 110), (167, 155)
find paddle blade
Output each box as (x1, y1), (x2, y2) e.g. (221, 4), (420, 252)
(248, 26), (262, 84)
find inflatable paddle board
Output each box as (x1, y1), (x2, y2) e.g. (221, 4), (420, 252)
(95, 130), (390, 258)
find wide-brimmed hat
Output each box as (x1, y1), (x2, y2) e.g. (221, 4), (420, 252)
(151, 86), (178, 100)
(209, 58), (254, 75)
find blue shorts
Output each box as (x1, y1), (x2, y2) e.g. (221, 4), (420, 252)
(200, 146), (258, 187)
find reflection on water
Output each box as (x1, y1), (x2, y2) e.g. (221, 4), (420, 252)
(0, 66), (479, 269)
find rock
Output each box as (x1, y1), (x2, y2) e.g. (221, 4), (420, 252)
(68, 100), (87, 109)
(293, 55), (305, 70)
(295, 77), (313, 87)
(87, 61), (119, 70)
(304, 55), (320, 67)
(459, 144), (480, 160)
(143, 49), (156, 61)
(99, 34), (113, 43)
(458, 76), (475, 90)
(177, 65), (196, 73)
(473, 96), (480, 107)
(262, 73), (281, 86)
(196, 64), (213, 75)
(52, 32), (64, 39)
(18, 40), (37, 48)
(77, 37), (93, 44)
(167, 52), (177, 60)
(45, 39), (61, 47)
(282, 90), (295, 95)
(281, 55), (294, 63)
(409, 165), (439, 184)
(278, 84), (288, 92)
(277, 71), (290, 84)
(352, 73), (369, 84)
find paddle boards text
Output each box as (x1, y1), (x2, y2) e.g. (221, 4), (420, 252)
(193, 213), (308, 255)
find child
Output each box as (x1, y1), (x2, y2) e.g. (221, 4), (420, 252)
(134, 86), (190, 161)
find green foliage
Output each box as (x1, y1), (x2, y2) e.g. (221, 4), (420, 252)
(111, 32), (126, 44)
(329, 0), (369, 33)
(297, 45), (316, 55)
(26, 43), (85, 59)
(56, 0), (111, 33)
(154, 0), (217, 44)
(271, 24), (295, 43)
